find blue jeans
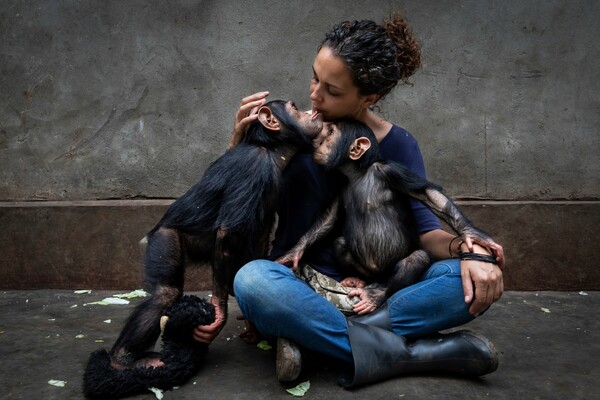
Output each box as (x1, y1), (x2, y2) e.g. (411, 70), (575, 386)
(234, 258), (474, 364)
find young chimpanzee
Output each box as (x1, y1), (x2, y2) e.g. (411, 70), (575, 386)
(101, 100), (323, 370)
(278, 119), (499, 313)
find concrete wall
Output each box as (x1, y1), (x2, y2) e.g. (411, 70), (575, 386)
(1, 0), (598, 290)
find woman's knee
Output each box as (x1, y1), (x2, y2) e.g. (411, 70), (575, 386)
(234, 260), (268, 296)
(233, 259), (291, 301)
(423, 258), (461, 280)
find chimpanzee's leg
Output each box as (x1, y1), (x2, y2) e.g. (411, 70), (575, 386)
(385, 250), (431, 296)
(109, 227), (185, 367)
(334, 237), (372, 277)
(212, 226), (239, 302)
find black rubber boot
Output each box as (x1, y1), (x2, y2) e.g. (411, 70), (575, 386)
(338, 320), (499, 387)
(348, 304), (391, 331)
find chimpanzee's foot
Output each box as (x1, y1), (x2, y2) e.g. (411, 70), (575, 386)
(238, 316), (264, 344)
(110, 353), (165, 370)
(110, 361), (128, 370)
(138, 357), (165, 369)
(340, 276), (366, 288)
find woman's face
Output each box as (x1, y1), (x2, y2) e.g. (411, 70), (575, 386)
(310, 46), (370, 121)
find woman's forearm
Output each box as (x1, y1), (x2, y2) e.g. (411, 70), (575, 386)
(419, 229), (456, 259)
(419, 228), (492, 260)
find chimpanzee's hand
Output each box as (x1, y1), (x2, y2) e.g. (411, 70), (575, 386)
(275, 249), (304, 271)
(229, 91), (270, 149)
(340, 277), (366, 288)
(193, 295), (227, 344)
(461, 243), (504, 316)
(461, 227), (505, 269)
(348, 285), (386, 315)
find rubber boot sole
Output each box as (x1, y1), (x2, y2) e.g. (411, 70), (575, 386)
(276, 337), (302, 382)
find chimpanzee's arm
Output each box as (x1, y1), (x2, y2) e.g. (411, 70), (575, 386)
(192, 225), (234, 345)
(276, 199), (340, 269)
(376, 161), (498, 251)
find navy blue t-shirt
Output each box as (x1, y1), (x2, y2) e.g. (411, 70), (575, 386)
(269, 124), (441, 280)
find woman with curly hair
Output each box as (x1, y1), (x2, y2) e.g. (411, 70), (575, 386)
(200, 13), (505, 387)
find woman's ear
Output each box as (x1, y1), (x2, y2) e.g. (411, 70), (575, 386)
(257, 106), (281, 132)
(349, 137), (372, 160)
(361, 93), (380, 110)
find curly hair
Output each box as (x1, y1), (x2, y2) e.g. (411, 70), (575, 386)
(319, 12), (421, 100)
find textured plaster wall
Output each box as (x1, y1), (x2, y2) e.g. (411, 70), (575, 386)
(0, 1), (599, 290)
(1, 0), (598, 202)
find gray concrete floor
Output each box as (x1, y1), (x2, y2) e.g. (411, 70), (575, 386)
(0, 290), (597, 400)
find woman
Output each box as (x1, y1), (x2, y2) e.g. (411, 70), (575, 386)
(197, 13), (505, 386)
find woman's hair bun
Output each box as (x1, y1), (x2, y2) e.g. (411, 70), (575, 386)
(383, 12), (422, 83)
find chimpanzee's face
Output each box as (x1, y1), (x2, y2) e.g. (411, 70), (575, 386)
(313, 121), (341, 165)
(285, 101), (323, 140)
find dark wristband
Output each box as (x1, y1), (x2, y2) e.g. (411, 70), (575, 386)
(459, 252), (498, 264)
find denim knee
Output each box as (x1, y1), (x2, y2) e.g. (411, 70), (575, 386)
(233, 260), (261, 297)
(387, 258), (472, 338)
(234, 259), (298, 311)
(423, 258), (461, 280)
(234, 259), (277, 300)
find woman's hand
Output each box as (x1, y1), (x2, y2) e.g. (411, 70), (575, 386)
(460, 243), (504, 316)
(228, 91), (270, 149)
(421, 229), (505, 315)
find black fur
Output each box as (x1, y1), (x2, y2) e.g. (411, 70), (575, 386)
(83, 295), (215, 399)
(83, 100), (320, 397)
(284, 119), (494, 305)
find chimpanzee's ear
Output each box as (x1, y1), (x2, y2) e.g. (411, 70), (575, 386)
(257, 106), (281, 132)
(349, 137), (371, 160)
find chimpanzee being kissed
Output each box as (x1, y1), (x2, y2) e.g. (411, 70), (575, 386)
(108, 100), (323, 369)
(278, 119), (499, 313)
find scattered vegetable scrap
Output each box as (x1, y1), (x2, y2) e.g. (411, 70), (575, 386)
(257, 340), (272, 351)
(114, 289), (148, 299)
(48, 379), (67, 387)
(82, 290), (148, 306)
(148, 387), (164, 399)
(84, 298), (130, 306)
(286, 381), (310, 396)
